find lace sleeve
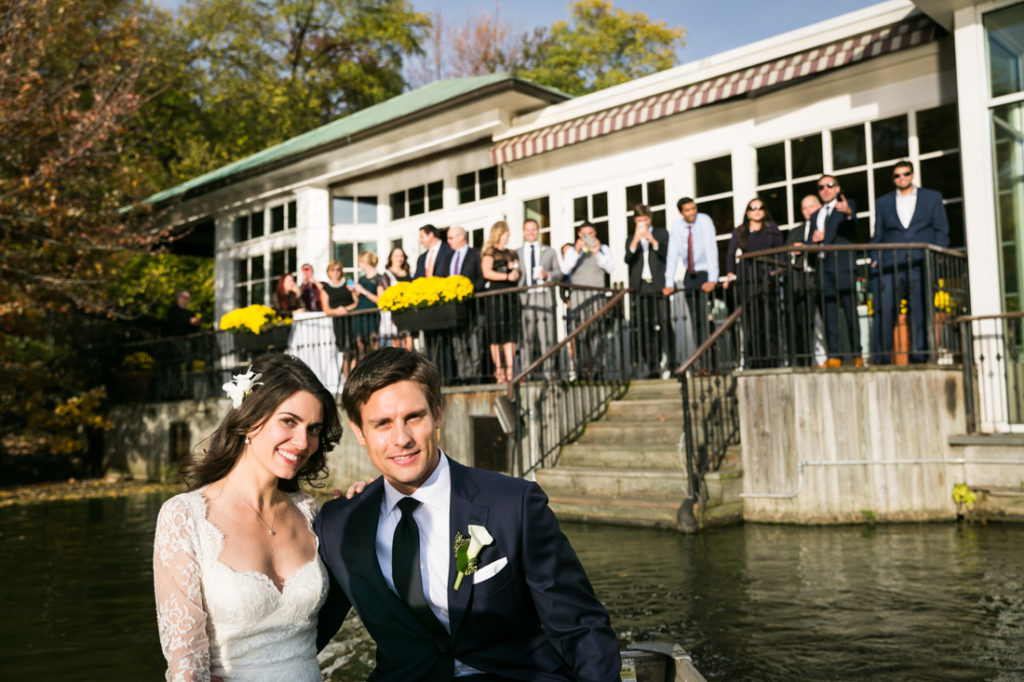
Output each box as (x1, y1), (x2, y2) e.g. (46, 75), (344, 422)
(153, 495), (211, 682)
(292, 491), (321, 524)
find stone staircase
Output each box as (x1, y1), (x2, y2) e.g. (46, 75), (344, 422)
(536, 379), (744, 531)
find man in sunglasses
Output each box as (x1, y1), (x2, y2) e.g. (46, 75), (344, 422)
(813, 175), (863, 367)
(869, 160), (949, 364)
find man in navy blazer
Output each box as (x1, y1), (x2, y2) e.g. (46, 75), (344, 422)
(315, 348), (620, 681)
(414, 224), (454, 279)
(812, 175), (863, 367)
(870, 160), (949, 363)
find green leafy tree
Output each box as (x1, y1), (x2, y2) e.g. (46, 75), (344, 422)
(107, 253), (215, 324)
(148, 0), (431, 184)
(0, 0), (162, 474)
(518, 0), (685, 96)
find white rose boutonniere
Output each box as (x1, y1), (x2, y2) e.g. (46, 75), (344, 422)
(452, 524), (493, 590)
(223, 367), (263, 408)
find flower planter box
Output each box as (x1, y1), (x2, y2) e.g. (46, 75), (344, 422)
(234, 325), (292, 354)
(393, 303), (469, 333)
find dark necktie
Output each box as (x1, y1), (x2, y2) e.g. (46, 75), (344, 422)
(686, 224), (695, 274)
(528, 244), (536, 285)
(393, 497), (436, 629)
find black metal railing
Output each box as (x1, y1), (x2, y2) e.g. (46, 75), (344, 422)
(957, 311), (1024, 433)
(673, 306), (744, 528)
(734, 243), (969, 368)
(505, 289), (630, 477)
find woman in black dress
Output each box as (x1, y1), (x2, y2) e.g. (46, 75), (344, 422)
(379, 246), (413, 349)
(319, 260), (358, 375)
(481, 220), (520, 383)
(724, 198), (785, 367)
(351, 251), (382, 370)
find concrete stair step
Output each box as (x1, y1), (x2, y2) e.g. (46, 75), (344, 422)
(537, 466), (690, 498)
(703, 469), (744, 505)
(694, 500), (744, 528)
(605, 398), (684, 422)
(623, 380), (681, 401)
(560, 444), (684, 469)
(577, 421), (681, 446)
(547, 493), (684, 529)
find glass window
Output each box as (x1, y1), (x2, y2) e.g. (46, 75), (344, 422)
(479, 166), (499, 199)
(920, 153), (964, 211)
(233, 215), (248, 243)
(287, 201), (297, 229)
(524, 196), (552, 246)
(427, 181), (443, 211)
(792, 179), (820, 222)
(390, 191), (405, 220)
(759, 186), (787, 227)
(249, 210), (264, 239)
(572, 191), (610, 245)
(250, 255), (264, 281)
(573, 196), (588, 222)
(457, 172), (475, 204)
(332, 196), (355, 224)
(625, 183), (643, 209)
(791, 134), (823, 178)
(695, 155), (732, 197)
(833, 170), (868, 213)
(408, 185), (425, 215)
(234, 258), (247, 282)
(271, 205), (285, 233)
(357, 196), (377, 224)
(871, 115), (908, 163)
(624, 180), (668, 231)
(832, 124), (866, 169)
(987, 4), (1024, 98)
(757, 142), (786, 185)
(270, 248), (296, 278)
(917, 104), (959, 153)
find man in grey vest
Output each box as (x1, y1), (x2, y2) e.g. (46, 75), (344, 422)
(518, 219), (563, 379)
(561, 222), (614, 378)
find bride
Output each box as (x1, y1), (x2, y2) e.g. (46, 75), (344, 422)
(153, 354), (343, 681)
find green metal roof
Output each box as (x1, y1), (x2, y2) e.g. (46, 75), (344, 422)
(146, 73), (568, 205)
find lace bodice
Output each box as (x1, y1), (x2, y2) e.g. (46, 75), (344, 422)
(154, 487), (328, 682)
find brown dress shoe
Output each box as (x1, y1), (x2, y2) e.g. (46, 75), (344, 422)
(851, 357), (864, 367)
(817, 358), (842, 368)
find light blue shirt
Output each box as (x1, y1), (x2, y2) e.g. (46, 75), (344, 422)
(664, 212), (719, 287)
(449, 245), (469, 276)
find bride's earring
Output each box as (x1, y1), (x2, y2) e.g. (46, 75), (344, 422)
(244, 436), (250, 444)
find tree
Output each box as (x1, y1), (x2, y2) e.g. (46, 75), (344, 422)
(0, 0), (161, 473)
(151, 0), (431, 183)
(407, 5), (522, 88)
(518, 0), (685, 96)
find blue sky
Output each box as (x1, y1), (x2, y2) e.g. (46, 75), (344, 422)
(158, 0), (883, 63)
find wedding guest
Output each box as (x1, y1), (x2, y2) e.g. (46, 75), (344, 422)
(379, 246), (413, 350)
(481, 221), (520, 383)
(153, 354), (343, 681)
(724, 198), (785, 367)
(349, 251), (383, 372)
(299, 263), (324, 312)
(274, 273), (304, 317)
(320, 261), (358, 378)
(165, 289), (201, 335)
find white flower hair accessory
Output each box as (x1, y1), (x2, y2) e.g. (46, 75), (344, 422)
(222, 367), (263, 408)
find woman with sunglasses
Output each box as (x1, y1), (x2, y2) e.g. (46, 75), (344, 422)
(724, 199), (784, 367)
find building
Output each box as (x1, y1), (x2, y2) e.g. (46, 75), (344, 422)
(153, 0), (1023, 432)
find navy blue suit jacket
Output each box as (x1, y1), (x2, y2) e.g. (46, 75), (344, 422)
(414, 242), (454, 279)
(314, 457), (620, 682)
(450, 246), (485, 291)
(871, 188), (949, 265)
(809, 198), (858, 276)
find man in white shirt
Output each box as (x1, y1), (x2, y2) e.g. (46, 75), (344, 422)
(413, 224), (453, 279)
(315, 348), (620, 681)
(662, 198), (719, 350)
(869, 160), (950, 364)
(518, 219), (563, 378)
(625, 204), (671, 377)
(785, 194), (825, 365)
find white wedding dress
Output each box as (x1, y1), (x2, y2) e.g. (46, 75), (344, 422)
(154, 487), (328, 682)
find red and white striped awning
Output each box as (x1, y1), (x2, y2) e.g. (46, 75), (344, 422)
(492, 14), (938, 165)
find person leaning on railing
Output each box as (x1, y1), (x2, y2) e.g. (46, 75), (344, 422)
(723, 198), (784, 368)
(319, 261), (359, 378)
(869, 160), (950, 365)
(274, 273), (305, 318)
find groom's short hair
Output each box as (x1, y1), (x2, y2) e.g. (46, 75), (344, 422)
(341, 347), (442, 427)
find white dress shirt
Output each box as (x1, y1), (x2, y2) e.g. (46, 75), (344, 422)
(559, 243), (615, 275)
(375, 454), (481, 676)
(523, 241), (542, 285)
(628, 240), (653, 281)
(664, 212), (719, 287)
(449, 245), (469, 276)
(816, 199), (836, 232)
(895, 187), (918, 229)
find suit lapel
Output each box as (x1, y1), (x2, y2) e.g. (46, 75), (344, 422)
(446, 458), (488, 639)
(342, 483), (431, 636)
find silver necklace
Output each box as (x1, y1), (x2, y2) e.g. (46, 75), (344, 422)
(228, 480), (280, 537)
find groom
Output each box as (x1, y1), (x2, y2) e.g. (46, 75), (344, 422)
(314, 347), (620, 681)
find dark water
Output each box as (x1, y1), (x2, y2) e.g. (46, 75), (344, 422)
(1, 493), (1023, 681)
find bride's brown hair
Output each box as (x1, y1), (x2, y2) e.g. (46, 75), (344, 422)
(180, 354), (342, 492)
